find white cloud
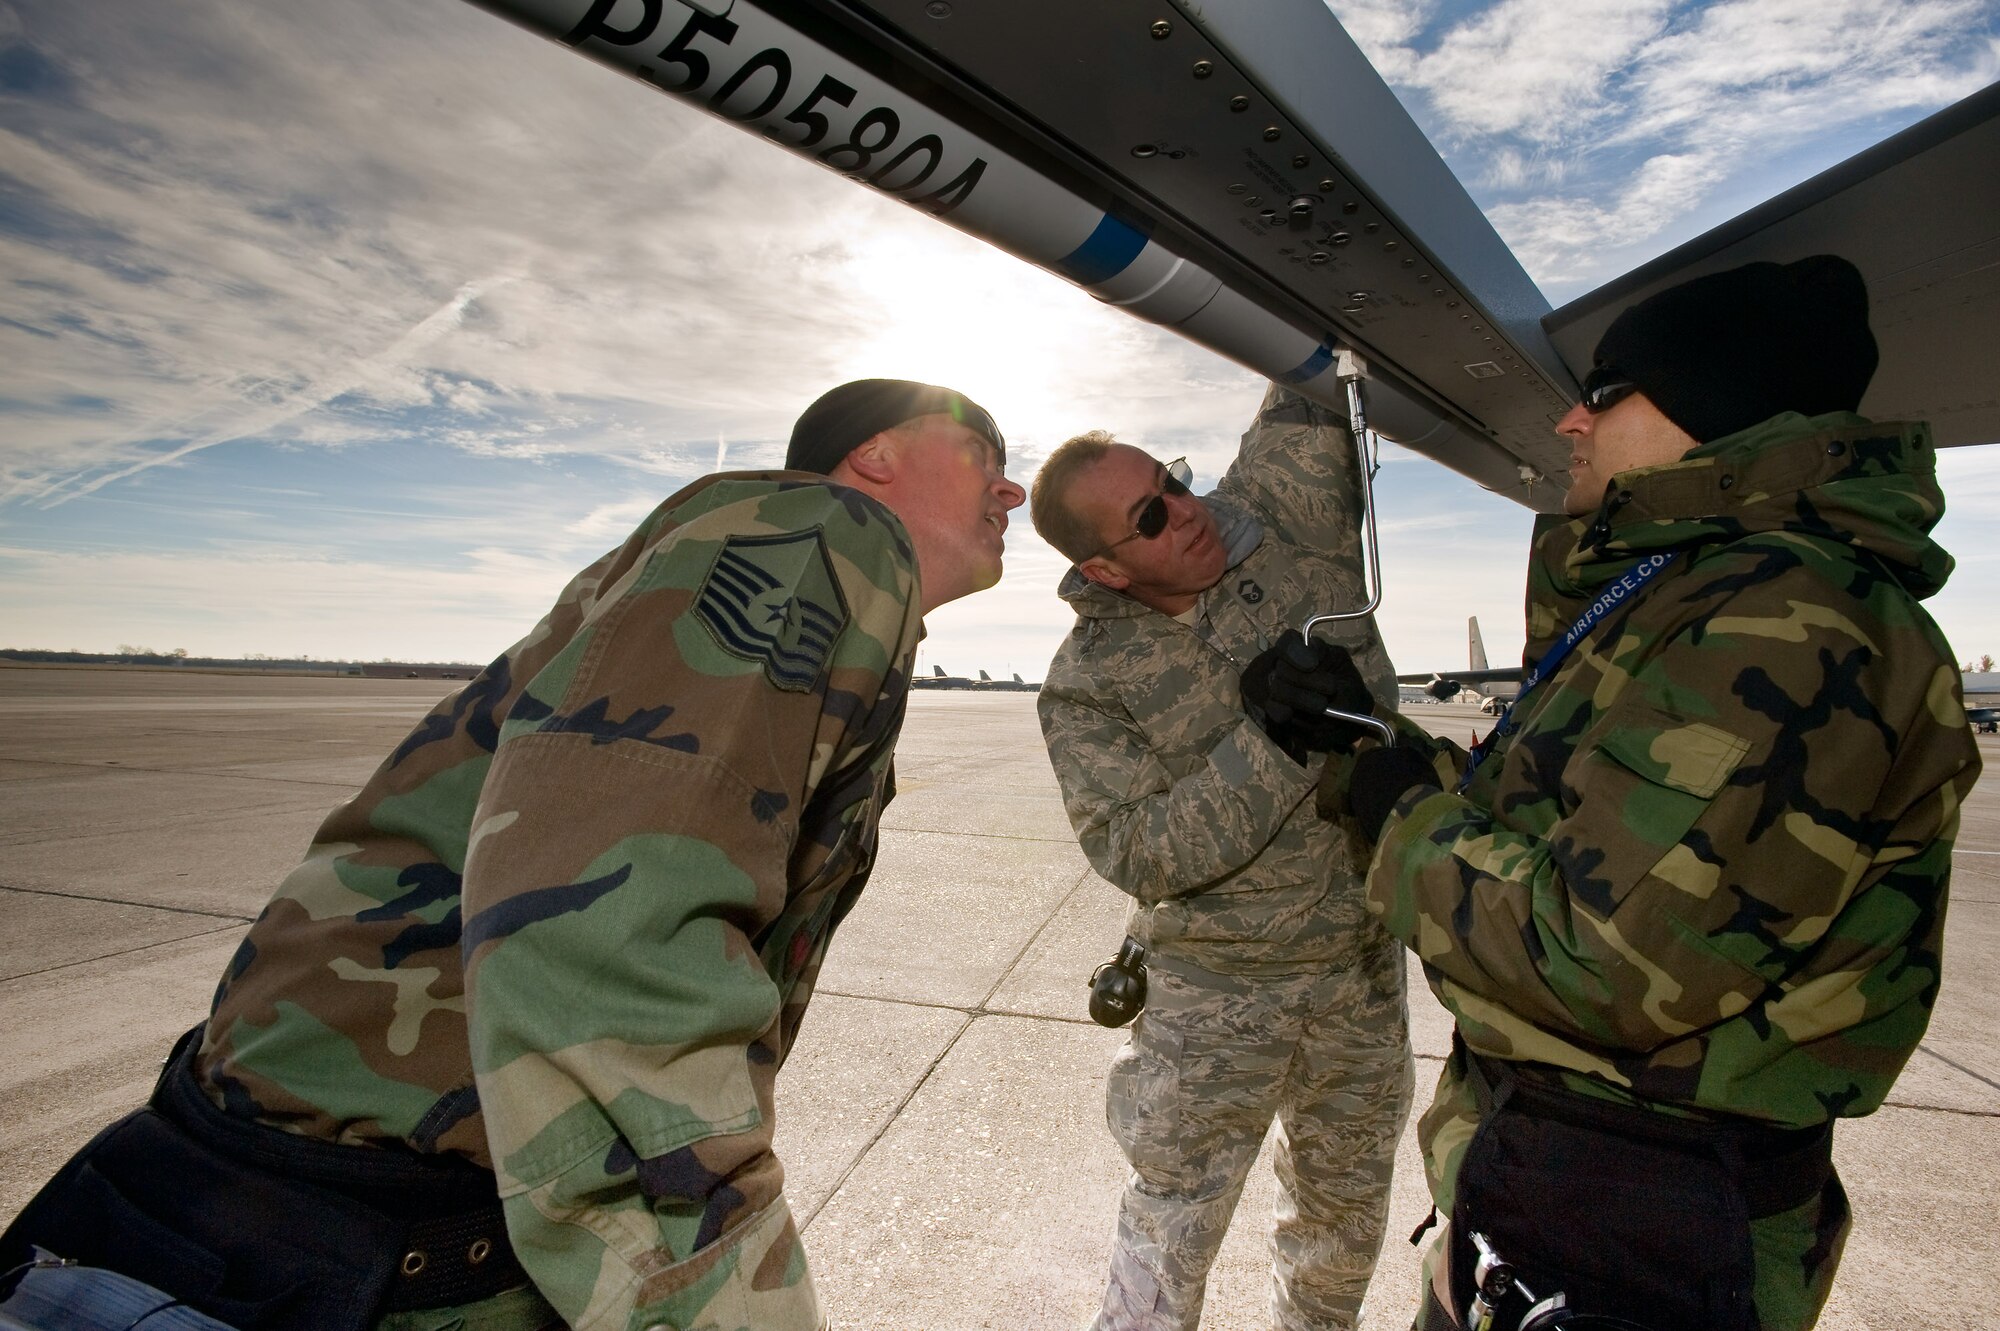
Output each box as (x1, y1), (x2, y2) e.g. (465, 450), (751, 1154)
(1405, 0), (1674, 146)
(1320, 0), (1438, 81)
(565, 496), (667, 545)
(1328, 0), (2000, 294)
(0, 0), (890, 499)
(1487, 150), (1729, 286)
(0, 0), (1278, 519)
(1624, 0), (1998, 145)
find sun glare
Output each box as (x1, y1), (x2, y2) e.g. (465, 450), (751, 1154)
(828, 224), (1153, 461)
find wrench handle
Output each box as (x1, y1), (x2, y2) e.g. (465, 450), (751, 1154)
(1322, 707), (1394, 748)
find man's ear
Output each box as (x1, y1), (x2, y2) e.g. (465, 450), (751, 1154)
(1078, 557), (1128, 591)
(837, 432), (898, 486)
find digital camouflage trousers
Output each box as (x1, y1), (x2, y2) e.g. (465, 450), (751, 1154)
(1093, 941), (1413, 1331)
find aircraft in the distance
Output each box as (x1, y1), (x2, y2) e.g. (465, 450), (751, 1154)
(1964, 672), (2000, 733)
(461, 0), (1998, 518)
(1399, 615), (1523, 705)
(909, 663), (974, 690)
(910, 665), (1038, 692)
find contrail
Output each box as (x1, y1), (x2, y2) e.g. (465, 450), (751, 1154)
(37, 276), (508, 509)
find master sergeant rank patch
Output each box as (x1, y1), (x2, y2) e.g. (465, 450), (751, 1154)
(693, 529), (850, 692)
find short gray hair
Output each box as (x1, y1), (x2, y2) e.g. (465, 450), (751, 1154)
(1030, 430), (1120, 563)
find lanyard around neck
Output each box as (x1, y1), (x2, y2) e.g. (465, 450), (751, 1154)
(1457, 551), (1681, 792)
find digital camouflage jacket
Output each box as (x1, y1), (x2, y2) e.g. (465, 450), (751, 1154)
(199, 473), (923, 1331)
(1039, 386), (1399, 974)
(1365, 412), (1980, 1326)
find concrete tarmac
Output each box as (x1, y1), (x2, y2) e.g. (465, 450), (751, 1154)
(1, 666), (1994, 1329)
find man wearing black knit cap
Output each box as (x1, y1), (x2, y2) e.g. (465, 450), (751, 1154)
(789, 377), (1020, 612)
(0, 378), (1022, 1331)
(1556, 254), (1882, 518)
(1317, 256), (1980, 1331)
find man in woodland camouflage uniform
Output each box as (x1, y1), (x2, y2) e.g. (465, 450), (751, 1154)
(0, 380), (1024, 1331)
(1033, 388), (1413, 1331)
(1322, 258), (1981, 1331)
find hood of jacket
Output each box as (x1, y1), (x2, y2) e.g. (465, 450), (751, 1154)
(1053, 495), (1265, 622)
(1532, 411), (1954, 617)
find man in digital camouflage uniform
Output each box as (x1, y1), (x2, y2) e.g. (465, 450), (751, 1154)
(1033, 387), (1414, 1331)
(0, 380), (1024, 1331)
(1331, 257), (1982, 1330)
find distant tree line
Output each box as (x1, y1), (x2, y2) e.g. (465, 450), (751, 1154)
(1, 648), (481, 673)
(1966, 654), (1994, 673)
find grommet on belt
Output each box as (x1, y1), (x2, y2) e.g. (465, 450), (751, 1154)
(381, 1211), (529, 1311)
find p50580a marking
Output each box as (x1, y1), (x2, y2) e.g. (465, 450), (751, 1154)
(562, 0), (988, 214)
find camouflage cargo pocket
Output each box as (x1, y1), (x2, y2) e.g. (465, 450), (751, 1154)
(1559, 707), (1752, 920)
(1105, 994), (1186, 1179)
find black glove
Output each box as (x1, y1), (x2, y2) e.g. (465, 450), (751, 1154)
(1347, 744), (1443, 840)
(1239, 630), (1378, 757)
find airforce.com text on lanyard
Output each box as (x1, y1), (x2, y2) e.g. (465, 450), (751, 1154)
(1457, 552), (1681, 792)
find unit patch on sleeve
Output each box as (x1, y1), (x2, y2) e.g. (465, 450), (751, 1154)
(693, 529), (851, 691)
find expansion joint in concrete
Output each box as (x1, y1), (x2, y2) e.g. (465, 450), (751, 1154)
(1911, 1043), (2000, 1099)
(0, 922), (245, 984)
(882, 825), (1082, 845)
(0, 882), (255, 924)
(19, 756), (358, 789)
(796, 1007), (975, 1234)
(1880, 1102), (2000, 1120)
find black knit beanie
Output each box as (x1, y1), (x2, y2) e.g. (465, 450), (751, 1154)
(1592, 255), (1878, 444)
(785, 379), (1004, 474)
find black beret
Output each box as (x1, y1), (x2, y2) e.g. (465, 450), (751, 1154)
(785, 379), (1004, 475)
(1593, 255), (1878, 445)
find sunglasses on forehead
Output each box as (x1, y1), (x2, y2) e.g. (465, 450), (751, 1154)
(1580, 365), (1641, 415)
(1092, 457), (1193, 559)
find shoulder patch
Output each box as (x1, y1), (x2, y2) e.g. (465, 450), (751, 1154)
(694, 528), (850, 692)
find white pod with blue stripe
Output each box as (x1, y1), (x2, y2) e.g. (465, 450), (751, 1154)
(468, 0), (1492, 459)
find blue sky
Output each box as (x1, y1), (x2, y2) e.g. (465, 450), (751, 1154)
(1, 0), (1996, 676)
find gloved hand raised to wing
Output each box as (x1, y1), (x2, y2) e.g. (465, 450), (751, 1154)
(1238, 629), (1379, 761)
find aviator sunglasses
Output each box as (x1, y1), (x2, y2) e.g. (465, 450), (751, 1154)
(1580, 365), (1641, 414)
(1093, 457), (1195, 559)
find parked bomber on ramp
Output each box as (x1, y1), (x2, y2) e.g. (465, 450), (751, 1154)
(463, 0), (2000, 513)
(911, 667), (1038, 692)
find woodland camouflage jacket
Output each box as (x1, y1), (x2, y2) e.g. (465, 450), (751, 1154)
(1364, 411), (1981, 1208)
(1039, 387), (1400, 973)
(198, 473), (922, 1331)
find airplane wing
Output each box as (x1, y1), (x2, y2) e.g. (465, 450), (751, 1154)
(463, 0), (1997, 516)
(1395, 668), (1523, 687)
(463, 0), (1579, 508)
